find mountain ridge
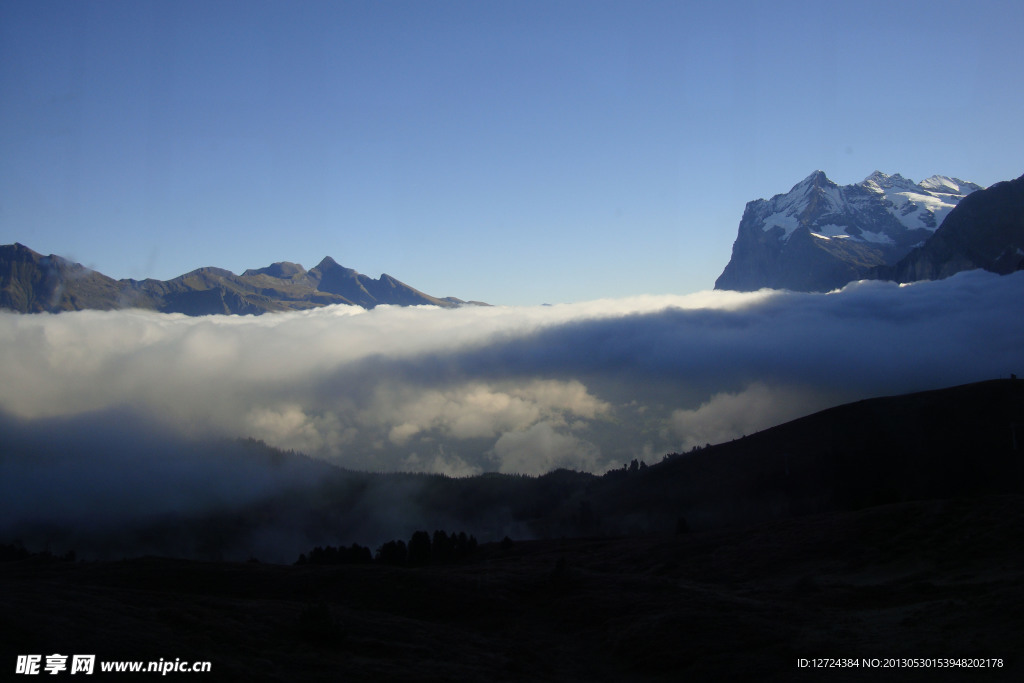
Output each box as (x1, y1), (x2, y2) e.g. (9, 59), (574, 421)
(0, 243), (486, 315)
(715, 170), (983, 292)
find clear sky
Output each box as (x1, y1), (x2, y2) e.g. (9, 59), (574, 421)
(2, 0), (1022, 305)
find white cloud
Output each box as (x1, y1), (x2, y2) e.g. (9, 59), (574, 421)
(369, 382), (546, 443)
(669, 383), (835, 452)
(245, 403), (350, 455)
(1, 270), (1022, 475)
(490, 421), (608, 476)
(402, 448), (483, 478)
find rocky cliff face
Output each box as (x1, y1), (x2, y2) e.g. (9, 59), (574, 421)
(0, 244), (479, 315)
(715, 171), (981, 292)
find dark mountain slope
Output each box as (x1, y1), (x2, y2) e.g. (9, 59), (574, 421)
(594, 378), (1024, 534)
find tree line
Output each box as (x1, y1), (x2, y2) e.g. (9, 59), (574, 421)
(296, 529), (479, 567)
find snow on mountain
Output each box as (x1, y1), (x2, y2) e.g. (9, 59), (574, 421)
(715, 170), (983, 292)
(758, 170), (979, 245)
(919, 175), (981, 196)
(861, 171), (982, 235)
(878, 173), (1024, 283)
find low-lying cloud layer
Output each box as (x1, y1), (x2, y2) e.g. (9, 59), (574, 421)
(2, 270), (1023, 478)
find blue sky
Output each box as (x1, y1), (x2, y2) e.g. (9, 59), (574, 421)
(2, 0), (1022, 305)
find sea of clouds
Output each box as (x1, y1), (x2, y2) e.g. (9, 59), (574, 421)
(2, 269), (1023, 479)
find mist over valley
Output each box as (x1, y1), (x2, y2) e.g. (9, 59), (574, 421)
(2, 267), (1023, 561)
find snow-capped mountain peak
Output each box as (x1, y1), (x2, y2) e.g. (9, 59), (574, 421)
(715, 169), (983, 292)
(919, 175), (982, 196)
(797, 169), (834, 188)
(756, 170), (980, 245)
(862, 170), (919, 194)
(860, 172), (979, 235)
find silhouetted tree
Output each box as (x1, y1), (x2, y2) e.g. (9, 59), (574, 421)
(376, 539), (407, 566)
(432, 530), (453, 563)
(300, 543), (374, 566)
(348, 543), (373, 564)
(451, 531), (477, 560)
(408, 530), (432, 566)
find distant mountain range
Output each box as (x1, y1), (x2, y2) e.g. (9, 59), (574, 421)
(715, 170), (1024, 292)
(0, 244), (485, 315)
(6, 168), (1022, 314)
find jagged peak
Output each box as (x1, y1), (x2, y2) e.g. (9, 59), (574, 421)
(860, 172), (982, 198)
(801, 169), (831, 185)
(310, 256), (362, 280)
(785, 170), (837, 197)
(919, 175), (982, 195)
(2, 242), (41, 260)
(313, 256), (341, 270)
(862, 170), (891, 193)
(861, 170), (916, 189)
(3, 242), (75, 265)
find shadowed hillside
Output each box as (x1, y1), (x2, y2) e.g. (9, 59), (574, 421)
(592, 377), (1024, 534)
